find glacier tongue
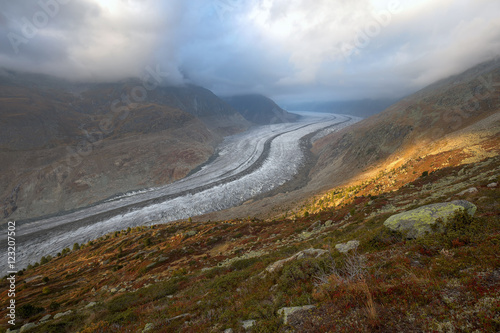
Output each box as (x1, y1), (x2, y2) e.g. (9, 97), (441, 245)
(3, 112), (359, 272)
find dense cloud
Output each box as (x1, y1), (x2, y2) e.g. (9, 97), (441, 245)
(0, 0), (499, 103)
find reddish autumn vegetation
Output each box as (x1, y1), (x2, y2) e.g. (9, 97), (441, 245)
(1, 153), (498, 332)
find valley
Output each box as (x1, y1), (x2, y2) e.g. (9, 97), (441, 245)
(1, 113), (358, 273)
(1, 1), (499, 332)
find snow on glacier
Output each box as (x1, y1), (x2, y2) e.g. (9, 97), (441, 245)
(4, 112), (359, 271)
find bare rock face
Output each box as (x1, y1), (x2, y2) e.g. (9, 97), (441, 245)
(383, 200), (477, 238)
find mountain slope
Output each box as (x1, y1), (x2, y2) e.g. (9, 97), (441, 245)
(1, 151), (497, 333)
(222, 94), (299, 125)
(0, 72), (249, 222)
(308, 59), (500, 192)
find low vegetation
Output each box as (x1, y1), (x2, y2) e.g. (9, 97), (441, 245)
(1, 154), (499, 332)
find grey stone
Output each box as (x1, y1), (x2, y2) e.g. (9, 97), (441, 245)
(85, 302), (97, 309)
(384, 200), (477, 239)
(265, 248), (329, 273)
(224, 329), (234, 333)
(241, 320), (256, 329)
(53, 310), (72, 319)
(156, 255), (168, 263)
(309, 220), (323, 230)
(457, 187), (478, 196)
(278, 305), (315, 324)
(39, 314), (51, 322)
(19, 323), (36, 332)
(335, 240), (360, 253)
(184, 230), (197, 237)
(325, 220), (334, 227)
(487, 182), (498, 188)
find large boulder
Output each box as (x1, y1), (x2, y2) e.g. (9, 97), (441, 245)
(384, 200), (477, 238)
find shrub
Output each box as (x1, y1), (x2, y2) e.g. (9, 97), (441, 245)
(367, 227), (404, 250)
(18, 304), (44, 319)
(209, 270), (249, 293)
(40, 256), (50, 265)
(49, 301), (60, 311)
(419, 210), (483, 250)
(230, 257), (260, 271)
(79, 321), (111, 333)
(278, 258), (328, 292)
(73, 243), (80, 251)
(108, 309), (137, 324)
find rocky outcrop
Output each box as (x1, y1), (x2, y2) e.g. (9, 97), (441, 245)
(383, 200), (477, 238)
(265, 248), (329, 274)
(335, 240), (360, 253)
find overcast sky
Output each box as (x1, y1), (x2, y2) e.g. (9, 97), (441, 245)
(1, 0), (499, 104)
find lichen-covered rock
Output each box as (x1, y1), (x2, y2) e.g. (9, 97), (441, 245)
(335, 240), (360, 253)
(241, 320), (256, 329)
(278, 305), (315, 324)
(384, 200), (477, 238)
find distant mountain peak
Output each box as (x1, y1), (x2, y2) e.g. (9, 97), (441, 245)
(222, 94), (300, 125)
